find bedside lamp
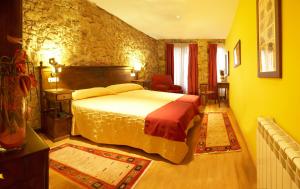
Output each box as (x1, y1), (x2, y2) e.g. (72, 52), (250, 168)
(133, 62), (142, 80)
(49, 58), (64, 90)
(130, 70), (136, 77)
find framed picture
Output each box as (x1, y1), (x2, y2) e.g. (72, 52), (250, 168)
(225, 51), (230, 75)
(257, 0), (282, 78)
(234, 40), (241, 67)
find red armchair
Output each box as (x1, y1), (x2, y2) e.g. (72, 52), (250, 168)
(151, 74), (183, 93)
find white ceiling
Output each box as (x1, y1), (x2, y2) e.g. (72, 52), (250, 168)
(89, 0), (239, 39)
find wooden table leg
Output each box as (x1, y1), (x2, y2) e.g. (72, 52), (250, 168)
(218, 88), (221, 107)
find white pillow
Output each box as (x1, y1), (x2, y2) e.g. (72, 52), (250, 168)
(106, 83), (143, 93)
(72, 87), (114, 100)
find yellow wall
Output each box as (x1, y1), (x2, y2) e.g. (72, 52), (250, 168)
(226, 0), (300, 163)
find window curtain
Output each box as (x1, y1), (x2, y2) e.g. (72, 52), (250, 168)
(188, 44), (198, 95)
(174, 44), (189, 93)
(208, 44), (218, 95)
(166, 44), (174, 81)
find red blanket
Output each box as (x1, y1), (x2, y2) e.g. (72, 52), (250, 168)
(145, 101), (197, 142)
(176, 95), (201, 114)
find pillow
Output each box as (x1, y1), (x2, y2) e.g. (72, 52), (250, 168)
(106, 83), (143, 93)
(72, 87), (114, 100)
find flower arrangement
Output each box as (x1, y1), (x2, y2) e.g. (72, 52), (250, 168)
(0, 36), (37, 150)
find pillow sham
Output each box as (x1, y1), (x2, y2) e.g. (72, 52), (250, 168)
(106, 83), (144, 94)
(72, 87), (114, 100)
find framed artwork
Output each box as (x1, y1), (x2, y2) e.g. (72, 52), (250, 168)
(233, 40), (241, 68)
(225, 51), (230, 75)
(257, 0), (282, 78)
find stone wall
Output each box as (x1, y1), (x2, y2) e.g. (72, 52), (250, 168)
(157, 39), (224, 84)
(22, 0), (159, 128)
(23, 0), (159, 77)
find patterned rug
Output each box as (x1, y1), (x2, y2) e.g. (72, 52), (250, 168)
(195, 112), (241, 154)
(49, 144), (152, 189)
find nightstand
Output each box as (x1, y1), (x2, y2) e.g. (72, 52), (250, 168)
(43, 89), (73, 142)
(131, 79), (151, 89)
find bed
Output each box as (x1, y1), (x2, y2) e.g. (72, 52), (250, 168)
(39, 66), (201, 164)
(71, 86), (200, 164)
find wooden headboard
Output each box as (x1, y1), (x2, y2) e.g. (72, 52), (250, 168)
(39, 65), (133, 90)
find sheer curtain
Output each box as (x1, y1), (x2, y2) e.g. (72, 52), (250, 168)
(217, 44), (226, 82)
(174, 44), (189, 93)
(216, 44), (227, 97)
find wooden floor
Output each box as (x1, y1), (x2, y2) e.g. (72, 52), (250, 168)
(40, 102), (257, 189)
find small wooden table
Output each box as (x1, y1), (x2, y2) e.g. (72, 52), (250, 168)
(217, 82), (229, 107)
(43, 89), (73, 141)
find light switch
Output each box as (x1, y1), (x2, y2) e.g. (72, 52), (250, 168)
(48, 77), (59, 83)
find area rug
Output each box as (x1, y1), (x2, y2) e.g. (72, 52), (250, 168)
(195, 112), (241, 154)
(49, 144), (152, 189)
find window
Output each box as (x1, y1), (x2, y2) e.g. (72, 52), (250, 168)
(174, 44), (189, 93)
(217, 44), (227, 82)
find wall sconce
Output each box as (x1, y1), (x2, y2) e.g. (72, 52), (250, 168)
(49, 58), (63, 74)
(48, 58), (64, 90)
(130, 70), (136, 77)
(133, 62), (142, 80)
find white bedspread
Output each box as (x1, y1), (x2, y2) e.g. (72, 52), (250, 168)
(71, 89), (199, 163)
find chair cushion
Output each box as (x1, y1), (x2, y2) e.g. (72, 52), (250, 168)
(151, 74), (183, 93)
(153, 84), (170, 91)
(152, 74), (173, 86)
(170, 85), (182, 90)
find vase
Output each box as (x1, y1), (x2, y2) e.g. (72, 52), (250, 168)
(0, 76), (27, 150)
(0, 126), (26, 149)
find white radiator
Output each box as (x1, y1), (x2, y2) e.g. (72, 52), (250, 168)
(257, 117), (300, 189)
